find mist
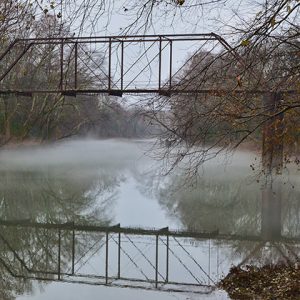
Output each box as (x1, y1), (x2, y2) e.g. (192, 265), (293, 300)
(0, 138), (150, 171)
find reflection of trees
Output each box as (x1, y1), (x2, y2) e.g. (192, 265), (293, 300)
(0, 166), (121, 223)
(0, 165), (122, 299)
(0, 259), (32, 300)
(155, 170), (300, 266)
(157, 172), (300, 236)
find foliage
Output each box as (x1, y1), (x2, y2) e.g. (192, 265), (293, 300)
(142, 33), (300, 176)
(220, 264), (300, 300)
(0, 7), (151, 144)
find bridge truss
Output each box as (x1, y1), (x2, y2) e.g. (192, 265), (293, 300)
(0, 220), (299, 294)
(0, 33), (246, 97)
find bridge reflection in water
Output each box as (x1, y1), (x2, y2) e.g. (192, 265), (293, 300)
(0, 220), (299, 294)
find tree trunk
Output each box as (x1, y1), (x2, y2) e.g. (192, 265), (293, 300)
(261, 92), (284, 240)
(261, 185), (282, 240)
(3, 98), (11, 141)
(262, 92), (284, 175)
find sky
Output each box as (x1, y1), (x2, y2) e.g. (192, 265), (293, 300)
(57, 0), (258, 40)
(54, 0), (254, 103)
(36, 0), (257, 108)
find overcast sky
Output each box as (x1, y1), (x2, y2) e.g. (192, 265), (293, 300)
(57, 0), (258, 39)
(56, 0), (258, 99)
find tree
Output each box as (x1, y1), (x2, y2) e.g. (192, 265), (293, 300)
(1, 0), (299, 170)
(0, 12), (111, 143)
(131, 1), (300, 177)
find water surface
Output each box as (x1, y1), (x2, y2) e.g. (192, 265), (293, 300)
(0, 139), (298, 300)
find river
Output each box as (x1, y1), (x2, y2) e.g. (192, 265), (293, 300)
(0, 139), (299, 300)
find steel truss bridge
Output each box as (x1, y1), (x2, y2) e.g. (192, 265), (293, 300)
(0, 220), (299, 294)
(0, 33), (296, 98)
(0, 33), (233, 97)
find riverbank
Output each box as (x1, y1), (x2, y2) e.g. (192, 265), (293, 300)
(219, 264), (300, 299)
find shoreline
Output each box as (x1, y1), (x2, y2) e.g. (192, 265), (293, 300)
(219, 264), (300, 300)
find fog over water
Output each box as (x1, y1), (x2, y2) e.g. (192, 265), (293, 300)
(0, 138), (262, 229)
(0, 139), (298, 300)
(0, 139), (177, 228)
(0, 139), (147, 170)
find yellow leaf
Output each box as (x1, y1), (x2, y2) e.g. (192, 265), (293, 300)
(270, 17), (276, 27)
(241, 39), (250, 47)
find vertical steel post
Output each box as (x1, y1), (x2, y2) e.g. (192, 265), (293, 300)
(105, 231), (109, 284)
(158, 36), (162, 90)
(155, 234), (159, 288)
(58, 229), (61, 280)
(217, 244), (219, 280)
(72, 225), (75, 275)
(60, 41), (64, 90)
(108, 38), (112, 91)
(74, 42), (78, 90)
(118, 232), (121, 279)
(166, 234), (169, 283)
(121, 41), (124, 91)
(208, 239), (211, 285)
(169, 41), (173, 90)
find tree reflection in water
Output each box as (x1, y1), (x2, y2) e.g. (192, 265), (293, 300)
(0, 164), (122, 299)
(152, 166), (300, 267)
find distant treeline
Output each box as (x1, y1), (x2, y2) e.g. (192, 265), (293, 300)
(0, 94), (155, 143)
